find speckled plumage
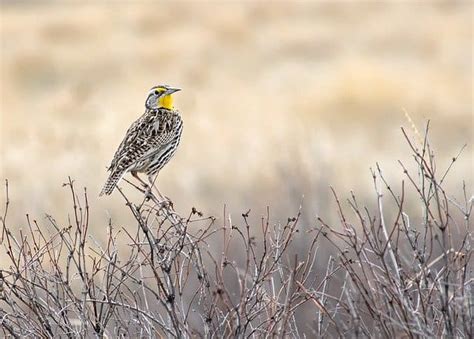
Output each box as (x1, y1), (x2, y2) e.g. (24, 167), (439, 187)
(100, 88), (183, 196)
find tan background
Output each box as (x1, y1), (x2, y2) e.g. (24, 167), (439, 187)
(0, 2), (472, 229)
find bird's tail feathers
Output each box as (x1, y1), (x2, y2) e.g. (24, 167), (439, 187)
(99, 170), (125, 196)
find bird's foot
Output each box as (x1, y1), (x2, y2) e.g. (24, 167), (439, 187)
(158, 197), (174, 210)
(144, 186), (153, 201)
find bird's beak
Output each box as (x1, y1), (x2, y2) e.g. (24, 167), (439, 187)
(166, 87), (181, 95)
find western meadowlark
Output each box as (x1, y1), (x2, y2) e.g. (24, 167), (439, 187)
(100, 85), (183, 197)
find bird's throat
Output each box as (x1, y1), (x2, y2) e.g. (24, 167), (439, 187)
(158, 95), (174, 109)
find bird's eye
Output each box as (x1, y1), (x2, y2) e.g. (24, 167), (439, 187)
(154, 90), (159, 95)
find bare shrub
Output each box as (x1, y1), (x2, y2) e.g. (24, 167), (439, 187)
(0, 124), (472, 338)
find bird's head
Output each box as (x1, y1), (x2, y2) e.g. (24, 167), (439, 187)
(145, 84), (181, 110)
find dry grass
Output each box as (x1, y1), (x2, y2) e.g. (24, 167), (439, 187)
(0, 125), (471, 337)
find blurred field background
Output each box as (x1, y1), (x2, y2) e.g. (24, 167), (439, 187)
(0, 1), (472, 229)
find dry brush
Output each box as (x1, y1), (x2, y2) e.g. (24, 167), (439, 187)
(0, 124), (472, 338)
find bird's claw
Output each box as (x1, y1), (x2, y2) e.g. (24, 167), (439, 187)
(144, 186), (153, 201)
(159, 198), (174, 210)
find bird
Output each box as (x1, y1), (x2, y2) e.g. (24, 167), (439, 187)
(100, 84), (183, 197)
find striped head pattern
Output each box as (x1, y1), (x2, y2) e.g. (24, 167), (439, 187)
(145, 85), (181, 110)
